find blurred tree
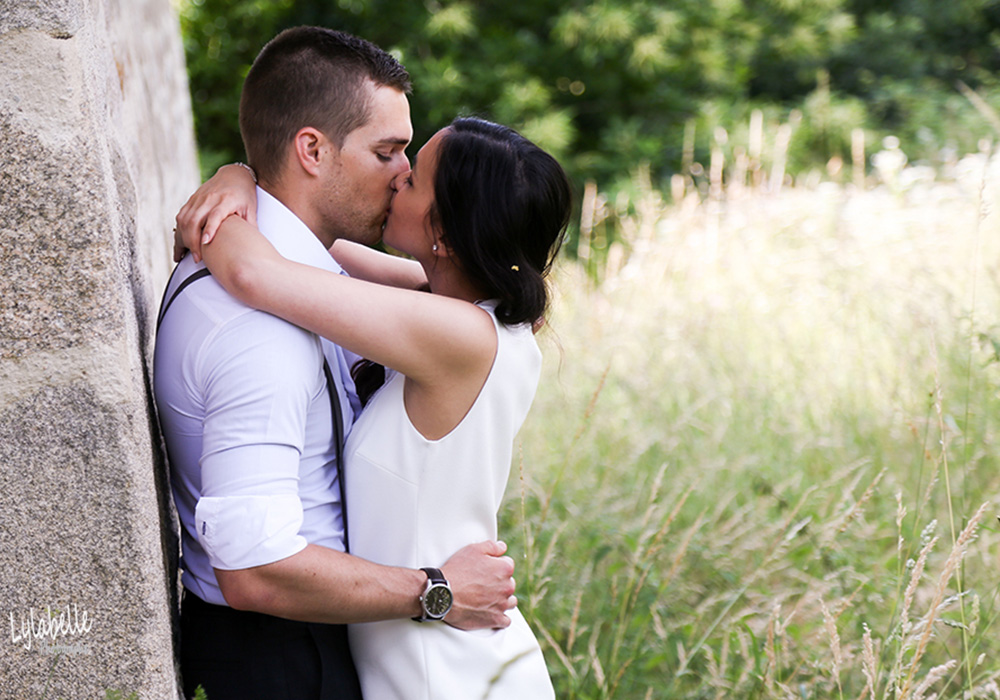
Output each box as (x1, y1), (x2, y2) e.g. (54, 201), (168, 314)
(180, 0), (710, 189)
(179, 0), (1000, 216)
(829, 0), (1000, 160)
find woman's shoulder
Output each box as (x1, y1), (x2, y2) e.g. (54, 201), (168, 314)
(484, 310), (541, 377)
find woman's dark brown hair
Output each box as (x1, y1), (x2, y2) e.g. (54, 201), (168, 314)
(354, 117), (572, 406)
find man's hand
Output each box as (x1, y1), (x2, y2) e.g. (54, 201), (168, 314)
(174, 163), (259, 263)
(440, 540), (516, 630)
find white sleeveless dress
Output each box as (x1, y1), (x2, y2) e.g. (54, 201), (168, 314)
(345, 301), (555, 700)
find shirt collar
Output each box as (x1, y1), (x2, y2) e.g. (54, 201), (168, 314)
(255, 186), (344, 274)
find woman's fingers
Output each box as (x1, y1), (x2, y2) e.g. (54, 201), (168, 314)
(173, 164), (259, 263)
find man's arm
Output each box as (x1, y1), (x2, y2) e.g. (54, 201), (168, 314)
(215, 539), (515, 629)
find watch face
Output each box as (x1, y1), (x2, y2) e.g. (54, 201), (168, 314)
(424, 584), (453, 618)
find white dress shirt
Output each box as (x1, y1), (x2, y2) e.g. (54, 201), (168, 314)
(154, 187), (355, 606)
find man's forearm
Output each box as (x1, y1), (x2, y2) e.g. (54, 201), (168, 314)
(216, 543), (424, 623)
(215, 539), (516, 630)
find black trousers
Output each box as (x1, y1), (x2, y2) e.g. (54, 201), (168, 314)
(180, 591), (363, 700)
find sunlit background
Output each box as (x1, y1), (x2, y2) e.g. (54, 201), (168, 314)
(177, 3), (1000, 698)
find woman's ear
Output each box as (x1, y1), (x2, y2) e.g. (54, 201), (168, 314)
(431, 235), (451, 259)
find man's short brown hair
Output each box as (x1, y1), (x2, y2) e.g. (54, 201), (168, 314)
(239, 26), (411, 183)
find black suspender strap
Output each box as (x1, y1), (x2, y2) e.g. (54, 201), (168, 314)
(156, 267), (212, 330)
(156, 265), (349, 552)
(323, 360), (349, 553)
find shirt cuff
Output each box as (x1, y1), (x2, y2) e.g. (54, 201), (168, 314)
(195, 494), (308, 570)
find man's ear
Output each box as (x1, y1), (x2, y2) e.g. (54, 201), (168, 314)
(292, 127), (333, 177)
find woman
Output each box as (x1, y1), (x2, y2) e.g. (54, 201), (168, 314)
(186, 117), (570, 699)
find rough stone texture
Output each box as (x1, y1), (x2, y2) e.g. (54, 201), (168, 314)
(0, 0), (197, 697)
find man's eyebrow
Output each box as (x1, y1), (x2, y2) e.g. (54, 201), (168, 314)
(375, 137), (410, 147)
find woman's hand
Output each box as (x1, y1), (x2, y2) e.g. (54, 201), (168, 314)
(174, 163), (259, 263)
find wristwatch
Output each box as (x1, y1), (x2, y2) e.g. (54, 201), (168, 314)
(413, 567), (453, 622)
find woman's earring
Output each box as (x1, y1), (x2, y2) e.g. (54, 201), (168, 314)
(432, 244), (439, 252)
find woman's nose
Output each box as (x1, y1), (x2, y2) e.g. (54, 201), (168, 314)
(391, 170), (412, 191)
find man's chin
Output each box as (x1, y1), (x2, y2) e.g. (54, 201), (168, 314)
(358, 223), (384, 247)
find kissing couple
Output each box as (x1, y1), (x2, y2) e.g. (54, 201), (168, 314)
(156, 25), (570, 700)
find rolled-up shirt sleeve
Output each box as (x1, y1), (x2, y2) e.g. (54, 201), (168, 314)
(193, 312), (325, 571)
(195, 493), (307, 570)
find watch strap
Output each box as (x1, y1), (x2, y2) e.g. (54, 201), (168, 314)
(420, 567), (446, 585)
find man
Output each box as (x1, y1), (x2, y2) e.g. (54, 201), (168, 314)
(155, 27), (515, 700)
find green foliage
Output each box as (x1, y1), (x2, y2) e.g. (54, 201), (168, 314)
(787, 72), (869, 171)
(104, 691), (139, 700)
(179, 0), (699, 187)
(179, 0), (1000, 219)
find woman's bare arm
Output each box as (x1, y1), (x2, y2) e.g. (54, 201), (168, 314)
(203, 216), (496, 392)
(330, 239), (428, 290)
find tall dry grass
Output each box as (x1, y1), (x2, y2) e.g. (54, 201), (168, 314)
(505, 140), (1000, 699)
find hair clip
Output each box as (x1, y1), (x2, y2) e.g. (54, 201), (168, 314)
(511, 265), (520, 271)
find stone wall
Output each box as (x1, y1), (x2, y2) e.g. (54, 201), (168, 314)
(0, 0), (198, 697)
